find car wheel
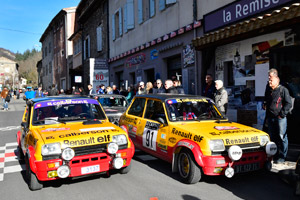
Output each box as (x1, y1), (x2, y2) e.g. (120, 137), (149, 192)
(177, 149), (201, 184)
(25, 157), (43, 191)
(18, 146), (24, 161)
(119, 164), (131, 174)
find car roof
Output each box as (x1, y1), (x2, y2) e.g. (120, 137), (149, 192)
(94, 94), (126, 98)
(134, 94), (211, 101)
(28, 95), (93, 104)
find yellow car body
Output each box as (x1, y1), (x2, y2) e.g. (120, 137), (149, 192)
(17, 96), (134, 190)
(119, 94), (276, 183)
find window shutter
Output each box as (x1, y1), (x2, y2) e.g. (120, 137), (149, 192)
(166, 0), (176, 4)
(124, 4), (128, 33)
(159, 0), (165, 11)
(138, 0), (143, 24)
(150, 0), (155, 18)
(127, 0), (134, 30)
(97, 26), (102, 51)
(112, 14), (115, 40)
(119, 8), (123, 36)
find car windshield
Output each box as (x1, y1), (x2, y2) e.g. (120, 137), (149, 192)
(165, 98), (223, 122)
(32, 99), (106, 125)
(98, 96), (128, 107)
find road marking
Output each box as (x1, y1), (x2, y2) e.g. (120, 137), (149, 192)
(0, 142), (25, 182)
(0, 126), (20, 131)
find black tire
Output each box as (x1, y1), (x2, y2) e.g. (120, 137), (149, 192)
(18, 145), (25, 161)
(119, 164), (131, 174)
(177, 149), (202, 184)
(25, 157), (43, 191)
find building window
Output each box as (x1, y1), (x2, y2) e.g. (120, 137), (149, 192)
(74, 39), (81, 55)
(138, 0), (155, 24)
(159, 0), (176, 11)
(84, 35), (90, 60)
(112, 8), (122, 40)
(49, 61), (52, 74)
(97, 25), (103, 51)
(124, 0), (135, 33)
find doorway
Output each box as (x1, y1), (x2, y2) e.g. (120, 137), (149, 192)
(167, 56), (182, 81)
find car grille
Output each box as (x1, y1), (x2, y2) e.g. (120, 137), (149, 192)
(212, 142), (264, 156)
(42, 143), (128, 160)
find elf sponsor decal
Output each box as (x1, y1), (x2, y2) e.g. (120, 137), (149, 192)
(214, 126), (239, 131)
(225, 136), (258, 145)
(193, 135), (204, 143)
(178, 141), (194, 150)
(42, 128), (71, 132)
(209, 129), (260, 136)
(63, 135), (111, 147)
(171, 128), (192, 140)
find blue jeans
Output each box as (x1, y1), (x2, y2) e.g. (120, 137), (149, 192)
(268, 116), (288, 160)
(2, 98), (8, 109)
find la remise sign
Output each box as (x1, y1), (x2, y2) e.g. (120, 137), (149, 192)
(204, 0), (294, 33)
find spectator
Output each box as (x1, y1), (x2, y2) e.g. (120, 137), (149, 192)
(264, 76), (292, 164)
(146, 82), (153, 94)
(214, 80), (228, 115)
(174, 80), (185, 94)
(1, 86), (10, 111)
(24, 87), (35, 101)
(88, 84), (96, 95)
(98, 84), (105, 94)
(120, 86), (128, 96)
(202, 74), (216, 99)
(153, 79), (165, 94)
(263, 68), (278, 132)
(16, 88), (20, 99)
(126, 86), (134, 103)
(79, 87), (86, 95)
(49, 84), (59, 96)
(138, 81), (146, 95)
(60, 89), (65, 95)
(112, 85), (120, 94)
(35, 86), (44, 98)
(106, 86), (113, 94)
(71, 86), (77, 95)
(165, 79), (178, 94)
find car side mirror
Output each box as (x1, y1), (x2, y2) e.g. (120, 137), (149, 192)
(21, 122), (28, 132)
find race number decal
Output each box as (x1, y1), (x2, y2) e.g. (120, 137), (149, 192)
(142, 121), (160, 151)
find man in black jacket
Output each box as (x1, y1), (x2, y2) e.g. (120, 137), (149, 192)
(153, 79), (166, 94)
(164, 79), (178, 94)
(264, 76), (292, 164)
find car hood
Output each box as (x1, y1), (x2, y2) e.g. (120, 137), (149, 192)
(35, 122), (124, 148)
(171, 121), (267, 145)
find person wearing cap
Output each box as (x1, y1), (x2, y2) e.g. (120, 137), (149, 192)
(138, 81), (146, 95)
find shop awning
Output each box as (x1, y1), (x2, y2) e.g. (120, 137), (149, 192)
(192, 3), (300, 50)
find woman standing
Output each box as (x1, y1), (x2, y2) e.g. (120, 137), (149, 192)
(146, 82), (153, 94)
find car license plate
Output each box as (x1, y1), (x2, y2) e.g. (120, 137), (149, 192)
(81, 165), (100, 175)
(235, 163), (260, 173)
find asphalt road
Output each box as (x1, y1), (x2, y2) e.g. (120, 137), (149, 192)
(0, 97), (298, 200)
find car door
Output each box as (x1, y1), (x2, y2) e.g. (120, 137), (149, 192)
(20, 104), (31, 151)
(142, 99), (170, 159)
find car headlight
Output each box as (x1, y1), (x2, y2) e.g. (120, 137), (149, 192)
(61, 148), (75, 161)
(42, 143), (61, 156)
(107, 142), (119, 154)
(112, 134), (128, 145)
(260, 135), (270, 146)
(209, 140), (225, 152)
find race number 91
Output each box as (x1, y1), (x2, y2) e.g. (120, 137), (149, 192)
(142, 128), (158, 151)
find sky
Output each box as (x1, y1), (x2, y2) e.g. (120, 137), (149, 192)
(0, 0), (80, 54)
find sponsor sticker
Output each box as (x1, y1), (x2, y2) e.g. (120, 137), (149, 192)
(214, 126), (239, 130)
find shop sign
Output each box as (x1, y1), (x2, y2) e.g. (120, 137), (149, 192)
(204, 0), (294, 33)
(183, 45), (195, 67)
(151, 49), (158, 60)
(125, 53), (146, 68)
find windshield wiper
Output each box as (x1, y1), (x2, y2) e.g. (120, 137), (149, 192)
(215, 118), (231, 123)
